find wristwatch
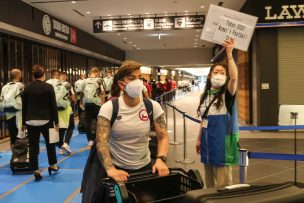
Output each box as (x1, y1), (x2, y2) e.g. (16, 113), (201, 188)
(156, 156), (167, 163)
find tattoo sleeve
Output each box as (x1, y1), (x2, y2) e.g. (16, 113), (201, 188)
(96, 116), (114, 170)
(154, 113), (169, 156)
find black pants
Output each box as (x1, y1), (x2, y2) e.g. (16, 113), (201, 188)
(6, 116), (18, 145)
(85, 103), (101, 142)
(65, 112), (75, 144)
(27, 122), (57, 171)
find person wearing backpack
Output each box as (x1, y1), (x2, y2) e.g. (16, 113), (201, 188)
(58, 71), (76, 155)
(81, 61), (169, 203)
(46, 70), (72, 156)
(82, 67), (106, 147)
(0, 68), (24, 147)
(74, 72), (86, 133)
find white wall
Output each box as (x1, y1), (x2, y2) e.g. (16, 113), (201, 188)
(126, 48), (213, 66)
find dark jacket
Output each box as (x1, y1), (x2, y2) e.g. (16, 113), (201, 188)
(22, 80), (58, 125)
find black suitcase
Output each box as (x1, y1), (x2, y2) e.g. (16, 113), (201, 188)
(10, 137), (33, 174)
(101, 168), (204, 203)
(183, 182), (304, 203)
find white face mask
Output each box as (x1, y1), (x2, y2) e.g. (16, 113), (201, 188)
(122, 79), (143, 98)
(211, 74), (226, 88)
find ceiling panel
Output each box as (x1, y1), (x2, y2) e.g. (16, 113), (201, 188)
(23, 0), (246, 50)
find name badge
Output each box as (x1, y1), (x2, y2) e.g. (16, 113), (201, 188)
(202, 119), (208, 128)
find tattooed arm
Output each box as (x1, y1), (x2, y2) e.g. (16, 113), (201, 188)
(152, 113), (169, 176)
(96, 116), (129, 181)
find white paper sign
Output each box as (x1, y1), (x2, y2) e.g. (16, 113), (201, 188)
(201, 4), (258, 51)
(49, 128), (59, 144)
(278, 105), (304, 126)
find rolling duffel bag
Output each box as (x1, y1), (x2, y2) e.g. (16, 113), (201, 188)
(183, 182), (304, 203)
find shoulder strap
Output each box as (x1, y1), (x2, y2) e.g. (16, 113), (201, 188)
(110, 97), (119, 127)
(110, 98), (154, 129)
(201, 92), (221, 119)
(143, 98), (154, 128)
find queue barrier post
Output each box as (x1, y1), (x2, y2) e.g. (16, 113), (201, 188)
(170, 105), (182, 145)
(239, 148), (249, 184)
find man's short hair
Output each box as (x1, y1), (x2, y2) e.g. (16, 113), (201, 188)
(32, 65), (45, 79)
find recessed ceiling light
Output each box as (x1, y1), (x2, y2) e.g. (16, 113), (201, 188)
(117, 33), (121, 36)
(194, 42), (198, 45)
(134, 45), (137, 47)
(71, 1), (76, 3)
(127, 14), (131, 15)
(164, 12), (168, 14)
(194, 46), (197, 48)
(185, 11), (189, 13)
(196, 29), (200, 32)
(200, 5), (205, 9)
(123, 37), (127, 40)
(85, 11), (91, 14)
(110, 16), (113, 19)
(129, 41), (133, 44)
(145, 13), (150, 15)
(107, 15), (111, 17)
(137, 47), (141, 50)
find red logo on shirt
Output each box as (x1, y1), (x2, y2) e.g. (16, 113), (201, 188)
(139, 109), (149, 121)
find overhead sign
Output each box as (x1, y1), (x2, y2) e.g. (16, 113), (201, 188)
(41, 14), (77, 45)
(93, 15), (204, 33)
(201, 4), (258, 51)
(255, 0), (304, 27)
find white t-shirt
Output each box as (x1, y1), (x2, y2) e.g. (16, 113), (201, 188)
(99, 97), (164, 170)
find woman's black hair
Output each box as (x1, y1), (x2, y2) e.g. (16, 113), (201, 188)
(197, 63), (229, 116)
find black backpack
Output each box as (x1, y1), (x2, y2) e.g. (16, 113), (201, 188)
(110, 97), (154, 128)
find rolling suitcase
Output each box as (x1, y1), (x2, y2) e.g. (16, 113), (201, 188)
(183, 182), (304, 203)
(10, 137), (33, 174)
(101, 168), (204, 203)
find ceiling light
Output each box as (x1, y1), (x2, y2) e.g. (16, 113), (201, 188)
(85, 11), (91, 14)
(117, 33), (121, 36)
(123, 37), (127, 40)
(137, 47), (141, 50)
(185, 11), (189, 13)
(107, 15), (111, 17)
(194, 42), (198, 45)
(127, 14), (131, 15)
(129, 41), (133, 44)
(194, 46), (197, 48)
(196, 29), (200, 32)
(200, 5), (205, 9)
(145, 13), (150, 15)
(164, 12), (168, 14)
(71, 1), (76, 3)
(134, 45), (137, 47)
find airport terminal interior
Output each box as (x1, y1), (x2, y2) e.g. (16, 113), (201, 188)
(0, 0), (304, 202)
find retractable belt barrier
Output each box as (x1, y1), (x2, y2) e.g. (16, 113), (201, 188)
(163, 99), (304, 185)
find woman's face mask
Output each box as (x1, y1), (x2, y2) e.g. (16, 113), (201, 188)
(121, 79), (143, 98)
(211, 74), (226, 88)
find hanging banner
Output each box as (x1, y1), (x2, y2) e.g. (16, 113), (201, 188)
(201, 4), (258, 51)
(93, 15), (204, 33)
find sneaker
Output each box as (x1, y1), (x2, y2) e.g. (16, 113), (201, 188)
(61, 143), (72, 156)
(58, 149), (64, 155)
(88, 140), (94, 147)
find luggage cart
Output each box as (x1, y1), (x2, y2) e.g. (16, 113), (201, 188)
(101, 168), (204, 203)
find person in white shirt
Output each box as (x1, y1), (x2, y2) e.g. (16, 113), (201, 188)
(81, 60), (169, 203)
(103, 70), (113, 100)
(81, 67), (106, 146)
(0, 68), (24, 147)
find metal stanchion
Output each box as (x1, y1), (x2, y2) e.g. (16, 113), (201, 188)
(165, 102), (173, 134)
(239, 149), (249, 184)
(176, 112), (195, 164)
(170, 105), (182, 145)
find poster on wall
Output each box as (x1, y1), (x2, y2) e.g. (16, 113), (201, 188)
(201, 4), (258, 51)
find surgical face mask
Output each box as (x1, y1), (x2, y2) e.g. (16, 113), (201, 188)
(211, 74), (226, 88)
(122, 79), (143, 98)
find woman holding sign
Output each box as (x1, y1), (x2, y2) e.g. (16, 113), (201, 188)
(196, 38), (239, 187)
